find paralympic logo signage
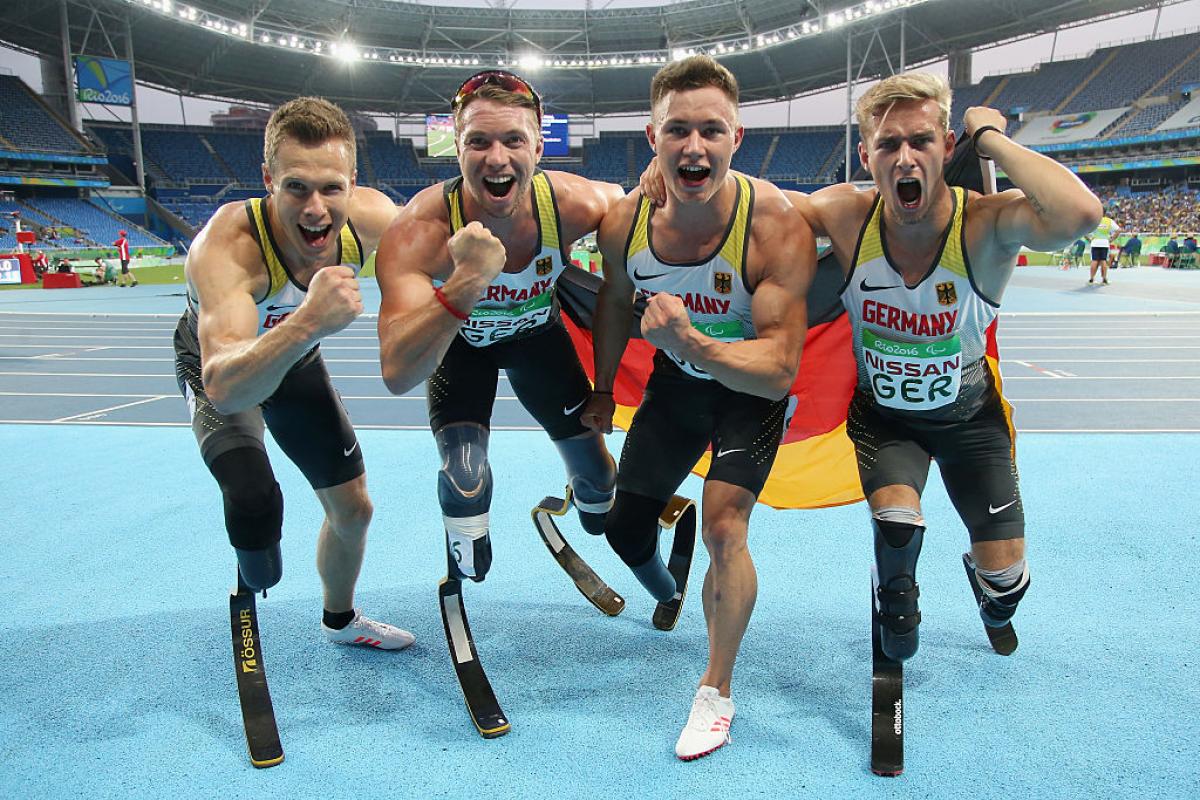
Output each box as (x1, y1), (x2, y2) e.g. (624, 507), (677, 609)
(75, 56), (133, 106)
(0, 258), (21, 285)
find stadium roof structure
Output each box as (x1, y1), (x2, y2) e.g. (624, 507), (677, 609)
(0, 0), (1179, 116)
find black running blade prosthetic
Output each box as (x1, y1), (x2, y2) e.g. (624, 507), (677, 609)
(871, 570), (903, 777)
(439, 577), (510, 738)
(532, 491), (625, 616)
(230, 575), (284, 768)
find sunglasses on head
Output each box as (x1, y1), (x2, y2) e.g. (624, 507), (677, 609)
(452, 70), (543, 123)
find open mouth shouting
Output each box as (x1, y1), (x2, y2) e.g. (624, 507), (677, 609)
(482, 175), (516, 200)
(299, 221), (333, 248)
(677, 163), (712, 188)
(896, 177), (922, 211)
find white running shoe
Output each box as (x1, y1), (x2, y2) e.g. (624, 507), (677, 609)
(322, 609), (415, 650)
(675, 685), (735, 761)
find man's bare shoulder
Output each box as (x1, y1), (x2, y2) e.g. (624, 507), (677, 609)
(189, 201), (261, 270)
(596, 189), (640, 259)
(400, 182), (452, 227)
(546, 171), (625, 232)
(349, 185), (401, 243)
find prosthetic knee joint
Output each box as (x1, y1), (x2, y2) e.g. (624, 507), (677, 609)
(436, 425), (493, 582)
(873, 507), (925, 662)
(554, 434), (616, 535)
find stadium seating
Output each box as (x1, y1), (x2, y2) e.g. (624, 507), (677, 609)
(23, 198), (168, 249)
(0, 75), (89, 155)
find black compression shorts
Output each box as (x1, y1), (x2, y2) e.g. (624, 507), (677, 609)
(173, 315), (364, 490)
(427, 317), (593, 441)
(846, 390), (1024, 542)
(616, 352), (788, 502)
(1091, 246), (1109, 263)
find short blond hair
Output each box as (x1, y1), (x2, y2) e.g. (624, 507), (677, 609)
(855, 72), (951, 140)
(452, 84), (540, 135)
(263, 96), (355, 171)
(650, 55), (739, 123)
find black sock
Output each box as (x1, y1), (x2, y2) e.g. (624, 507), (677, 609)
(323, 609), (355, 630)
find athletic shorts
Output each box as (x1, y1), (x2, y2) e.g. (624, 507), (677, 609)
(120, 260), (130, 274)
(617, 351), (788, 502)
(173, 315), (364, 490)
(1091, 246), (1109, 263)
(427, 316), (592, 441)
(846, 390), (1023, 542)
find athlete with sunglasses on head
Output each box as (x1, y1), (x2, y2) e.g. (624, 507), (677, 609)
(376, 71), (625, 587)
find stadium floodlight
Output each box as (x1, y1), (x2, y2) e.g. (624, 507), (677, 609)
(332, 41), (360, 63)
(518, 54), (544, 72)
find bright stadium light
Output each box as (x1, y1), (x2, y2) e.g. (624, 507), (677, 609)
(116, 0), (934, 71)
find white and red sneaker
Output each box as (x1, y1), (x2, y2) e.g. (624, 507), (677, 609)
(675, 685), (735, 761)
(322, 609), (415, 650)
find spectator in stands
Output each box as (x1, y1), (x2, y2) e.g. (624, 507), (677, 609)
(114, 229), (137, 287)
(1121, 233), (1142, 267)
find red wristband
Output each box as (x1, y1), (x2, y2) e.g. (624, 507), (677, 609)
(433, 285), (469, 321)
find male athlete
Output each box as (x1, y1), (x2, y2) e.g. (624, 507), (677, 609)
(1089, 212), (1120, 285)
(375, 70), (624, 585)
(585, 55), (817, 760)
(174, 97), (413, 650)
(784, 73), (1101, 663)
(114, 229), (136, 287)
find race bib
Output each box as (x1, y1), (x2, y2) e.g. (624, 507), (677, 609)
(862, 328), (961, 411)
(667, 319), (746, 380)
(460, 291), (554, 347)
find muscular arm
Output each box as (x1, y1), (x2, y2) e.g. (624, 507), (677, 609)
(192, 209), (326, 414)
(664, 200), (815, 399)
(550, 171), (626, 245)
(591, 196), (639, 394)
(969, 111), (1102, 254)
(346, 185), (402, 253)
(375, 188), (504, 395)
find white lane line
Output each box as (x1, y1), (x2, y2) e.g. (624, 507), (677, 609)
(0, 391), (158, 398)
(0, 419), (545, 431)
(1010, 398), (1200, 402)
(1000, 311), (1200, 317)
(53, 395), (172, 422)
(0, 370), (514, 382)
(1005, 375), (1200, 380)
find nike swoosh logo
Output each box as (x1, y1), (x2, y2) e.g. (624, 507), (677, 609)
(344, 441), (360, 457)
(988, 500), (1016, 514)
(633, 268), (669, 281)
(860, 279), (901, 292)
(715, 447), (745, 458)
(267, 304), (296, 311)
(563, 398), (587, 416)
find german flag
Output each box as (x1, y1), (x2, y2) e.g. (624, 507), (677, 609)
(559, 134), (990, 510)
(557, 255), (861, 509)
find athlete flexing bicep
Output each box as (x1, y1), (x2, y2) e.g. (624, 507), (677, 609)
(190, 204), (359, 414)
(375, 186), (507, 395)
(644, 182), (816, 399)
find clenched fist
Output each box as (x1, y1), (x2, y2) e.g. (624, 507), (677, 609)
(964, 107), (1007, 157)
(448, 221), (507, 287)
(641, 292), (694, 353)
(296, 264), (362, 339)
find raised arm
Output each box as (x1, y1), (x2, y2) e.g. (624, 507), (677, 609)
(192, 209), (361, 414)
(967, 107), (1102, 254)
(375, 189), (506, 395)
(643, 193), (817, 400)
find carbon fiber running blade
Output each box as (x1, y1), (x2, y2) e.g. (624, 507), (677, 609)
(439, 577), (510, 738)
(652, 498), (696, 631)
(871, 571), (903, 777)
(230, 587), (284, 768)
(532, 497), (624, 616)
